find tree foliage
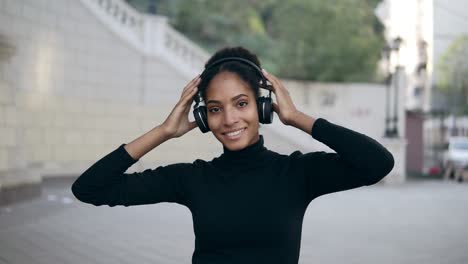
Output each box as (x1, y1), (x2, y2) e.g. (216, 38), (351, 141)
(127, 0), (385, 82)
(437, 35), (468, 114)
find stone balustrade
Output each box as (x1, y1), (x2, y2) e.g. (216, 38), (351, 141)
(96, 0), (144, 30)
(80, 0), (208, 76)
(162, 25), (209, 75)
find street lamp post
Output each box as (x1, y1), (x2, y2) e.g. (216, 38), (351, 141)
(383, 44), (393, 137)
(390, 36), (403, 137)
(383, 36), (403, 138)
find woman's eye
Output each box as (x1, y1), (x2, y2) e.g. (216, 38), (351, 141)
(238, 101), (248, 107)
(208, 107), (220, 113)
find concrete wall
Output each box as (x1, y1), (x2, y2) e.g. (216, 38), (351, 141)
(284, 80), (405, 140)
(283, 80), (407, 183)
(0, 0), (220, 189)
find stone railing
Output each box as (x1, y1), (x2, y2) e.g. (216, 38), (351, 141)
(80, 0), (144, 50)
(95, 0), (144, 31)
(79, 0), (209, 76)
(162, 25), (209, 76)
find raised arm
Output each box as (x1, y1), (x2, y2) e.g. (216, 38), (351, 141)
(124, 75), (201, 160)
(71, 76), (201, 207)
(261, 70), (394, 202)
(293, 117), (394, 201)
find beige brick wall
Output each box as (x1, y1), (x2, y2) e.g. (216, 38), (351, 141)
(0, 0), (214, 188)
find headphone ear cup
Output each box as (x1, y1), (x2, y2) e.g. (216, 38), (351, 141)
(193, 105), (210, 133)
(257, 96), (274, 124)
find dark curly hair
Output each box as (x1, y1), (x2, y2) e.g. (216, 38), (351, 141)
(199, 46), (262, 100)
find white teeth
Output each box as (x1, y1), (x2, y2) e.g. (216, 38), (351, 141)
(226, 129), (244, 137)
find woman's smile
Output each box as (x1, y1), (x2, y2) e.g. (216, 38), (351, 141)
(223, 127), (246, 140)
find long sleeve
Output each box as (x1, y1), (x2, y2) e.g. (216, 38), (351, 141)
(292, 118), (394, 202)
(71, 144), (193, 207)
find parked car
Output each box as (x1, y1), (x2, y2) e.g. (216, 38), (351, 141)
(442, 137), (468, 181)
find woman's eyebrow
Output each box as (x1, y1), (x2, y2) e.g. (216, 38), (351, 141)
(206, 94), (248, 105)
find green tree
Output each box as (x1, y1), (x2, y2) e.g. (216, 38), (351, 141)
(437, 35), (468, 114)
(269, 0), (384, 81)
(128, 0), (384, 82)
(172, 1), (278, 70)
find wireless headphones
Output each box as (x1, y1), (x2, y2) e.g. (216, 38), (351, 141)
(192, 57), (274, 133)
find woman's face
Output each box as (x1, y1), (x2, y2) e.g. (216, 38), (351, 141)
(205, 71), (260, 151)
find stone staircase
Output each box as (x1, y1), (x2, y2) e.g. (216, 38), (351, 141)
(79, 0), (209, 78)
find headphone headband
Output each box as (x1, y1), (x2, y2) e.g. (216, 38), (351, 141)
(201, 57), (271, 90)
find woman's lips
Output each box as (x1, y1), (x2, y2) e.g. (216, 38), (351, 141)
(223, 128), (246, 140)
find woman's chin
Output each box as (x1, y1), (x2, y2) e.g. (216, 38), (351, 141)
(220, 136), (249, 151)
(224, 142), (245, 151)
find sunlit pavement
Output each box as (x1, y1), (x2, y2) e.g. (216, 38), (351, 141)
(1, 178), (467, 264)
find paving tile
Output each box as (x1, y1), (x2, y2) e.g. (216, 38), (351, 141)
(1, 179), (467, 264)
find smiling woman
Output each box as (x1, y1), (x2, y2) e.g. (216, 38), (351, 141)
(204, 71), (260, 151)
(71, 46), (395, 264)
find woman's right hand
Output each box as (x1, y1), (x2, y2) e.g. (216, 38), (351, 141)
(161, 75), (201, 138)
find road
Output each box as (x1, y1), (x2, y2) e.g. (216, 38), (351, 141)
(1, 178), (467, 264)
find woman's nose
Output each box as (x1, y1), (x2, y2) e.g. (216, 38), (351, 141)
(223, 108), (239, 126)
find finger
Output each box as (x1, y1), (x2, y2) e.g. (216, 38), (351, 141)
(262, 69), (281, 92)
(262, 69), (286, 92)
(189, 74), (201, 84)
(181, 85), (199, 105)
(261, 69), (274, 86)
(188, 120), (198, 131)
(268, 75), (283, 92)
(183, 77), (200, 94)
(183, 91), (198, 113)
(262, 69), (280, 83)
(262, 68), (278, 83)
(181, 78), (200, 99)
(175, 86), (197, 113)
(272, 102), (279, 113)
(182, 75), (201, 94)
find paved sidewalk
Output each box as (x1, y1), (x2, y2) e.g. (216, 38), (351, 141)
(1, 178), (467, 264)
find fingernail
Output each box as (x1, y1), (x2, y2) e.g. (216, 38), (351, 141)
(262, 68), (268, 74)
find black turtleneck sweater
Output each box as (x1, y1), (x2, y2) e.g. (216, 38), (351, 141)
(71, 118), (394, 264)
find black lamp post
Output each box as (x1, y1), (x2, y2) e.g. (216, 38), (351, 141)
(383, 44), (393, 137)
(389, 36), (403, 137)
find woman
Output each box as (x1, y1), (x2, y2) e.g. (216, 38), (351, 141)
(71, 46), (394, 264)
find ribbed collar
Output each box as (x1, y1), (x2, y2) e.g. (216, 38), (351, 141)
(213, 135), (270, 170)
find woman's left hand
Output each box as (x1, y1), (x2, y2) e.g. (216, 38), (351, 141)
(262, 69), (298, 126)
